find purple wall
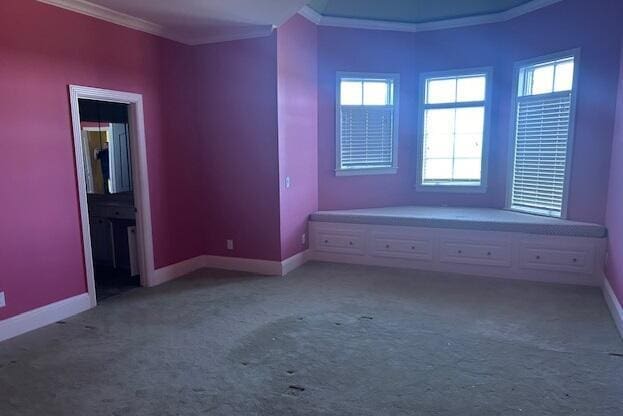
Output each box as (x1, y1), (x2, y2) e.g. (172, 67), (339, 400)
(195, 36), (283, 262)
(277, 15), (319, 260)
(317, 0), (623, 224)
(154, 42), (206, 268)
(605, 38), (623, 306)
(0, 0), (204, 320)
(0, 4), (318, 324)
(2, 0), (623, 325)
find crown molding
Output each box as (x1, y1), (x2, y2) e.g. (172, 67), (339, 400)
(36, 0), (562, 44)
(185, 25), (275, 46)
(298, 4), (323, 25)
(36, 0), (274, 45)
(37, 0), (178, 40)
(298, 0), (563, 33)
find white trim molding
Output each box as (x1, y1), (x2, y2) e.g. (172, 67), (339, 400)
(38, 0), (176, 41)
(151, 250), (313, 287)
(151, 254), (283, 283)
(186, 25), (275, 46)
(204, 256), (283, 276)
(36, 0), (274, 45)
(0, 294), (91, 343)
(281, 250), (312, 275)
(151, 255), (210, 287)
(298, 5), (323, 25)
(299, 0), (563, 33)
(603, 277), (623, 339)
(0, 251), (312, 343)
(69, 85), (155, 306)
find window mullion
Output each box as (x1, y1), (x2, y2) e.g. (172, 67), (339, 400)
(424, 101), (485, 109)
(451, 107), (458, 181)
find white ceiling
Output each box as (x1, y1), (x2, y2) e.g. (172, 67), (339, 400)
(39, 0), (562, 44)
(39, 0), (309, 44)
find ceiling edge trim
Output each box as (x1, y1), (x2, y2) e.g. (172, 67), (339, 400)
(298, 4), (323, 25)
(298, 0), (564, 33)
(36, 0), (178, 40)
(36, 0), (274, 45)
(185, 26), (276, 46)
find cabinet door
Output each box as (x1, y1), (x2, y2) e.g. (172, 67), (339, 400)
(90, 217), (113, 266)
(519, 242), (593, 274)
(439, 237), (511, 267)
(371, 233), (434, 261)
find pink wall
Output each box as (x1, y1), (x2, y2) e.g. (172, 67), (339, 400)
(2, 0), (622, 324)
(277, 15), (319, 260)
(195, 36), (283, 261)
(194, 16), (319, 263)
(0, 2), (316, 324)
(605, 38), (623, 306)
(317, 0), (623, 224)
(153, 41), (205, 266)
(0, 0), (204, 320)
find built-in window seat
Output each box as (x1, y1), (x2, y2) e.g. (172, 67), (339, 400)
(309, 207), (607, 286)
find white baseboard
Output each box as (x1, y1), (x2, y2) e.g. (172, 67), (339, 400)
(0, 293), (92, 343)
(603, 277), (623, 339)
(0, 251), (313, 343)
(150, 250), (312, 287)
(281, 250), (311, 275)
(150, 255), (209, 287)
(204, 255), (283, 276)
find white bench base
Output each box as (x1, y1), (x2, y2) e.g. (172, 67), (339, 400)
(309, 222), (606, 287)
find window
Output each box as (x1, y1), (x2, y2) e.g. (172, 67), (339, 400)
(336, 73), (399, 175)
(509, 53), (577, 217)
(418, 69), (491, 190)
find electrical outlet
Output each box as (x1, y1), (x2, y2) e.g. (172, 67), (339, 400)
(0, 292), (5, 308)
(226, 239), (234, 250)
(301, 233), (306, 245)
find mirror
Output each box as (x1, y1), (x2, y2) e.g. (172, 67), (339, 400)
(79, 99), (133, 195)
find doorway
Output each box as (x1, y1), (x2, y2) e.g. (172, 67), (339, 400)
(69, 86), (155, 306)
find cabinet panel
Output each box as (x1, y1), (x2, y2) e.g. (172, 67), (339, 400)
(371, 234), (433, 261)
(440, 238), (511, 267)
(89, 217), (113, 266)
(316, 229), (365, 255)
(519, 243), (593, 274)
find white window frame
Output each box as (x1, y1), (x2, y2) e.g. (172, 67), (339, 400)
(335, 72), (400, 176)
(506, 49), (580, 218)
(416, 67), (493, 193)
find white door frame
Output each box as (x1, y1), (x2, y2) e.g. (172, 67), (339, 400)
(69, 85), (155, 307)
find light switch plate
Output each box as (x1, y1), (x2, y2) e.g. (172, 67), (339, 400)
(226, 240), (234, 250)
(0, 292), (5, 308)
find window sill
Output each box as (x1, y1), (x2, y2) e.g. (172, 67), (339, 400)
(336, 167), (398, 177)
(415, 183), (487, 193)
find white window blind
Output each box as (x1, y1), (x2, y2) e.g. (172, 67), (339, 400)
(340, 106), (394, 168)
(337, 75), (398, 173)
(510, 56), (576, 217)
